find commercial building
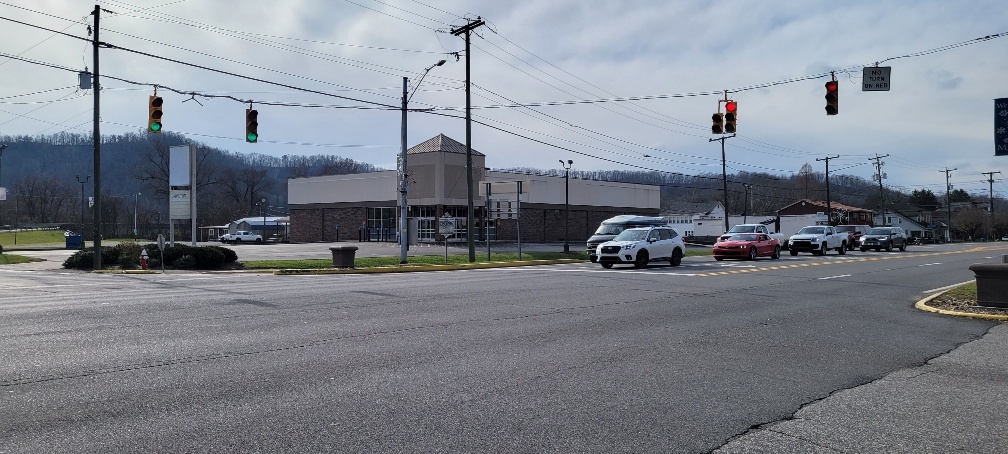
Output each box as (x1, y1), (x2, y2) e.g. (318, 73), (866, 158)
(287, 134), (660, 243)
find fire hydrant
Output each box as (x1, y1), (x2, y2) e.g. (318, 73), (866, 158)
(140, 249), (149, 270)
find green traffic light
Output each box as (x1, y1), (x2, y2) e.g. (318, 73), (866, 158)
(246, 132), (258, 142)
(150, 122), (162, 132)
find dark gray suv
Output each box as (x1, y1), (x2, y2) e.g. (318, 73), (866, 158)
(859, 227), (908, 252)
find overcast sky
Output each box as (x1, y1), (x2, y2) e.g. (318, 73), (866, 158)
(1, 0), (1006, 199)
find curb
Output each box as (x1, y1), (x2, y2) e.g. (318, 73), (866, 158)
(915, 287), (1008, 322)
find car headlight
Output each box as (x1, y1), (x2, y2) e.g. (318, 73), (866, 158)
(622, 244), (635, 250)
(740, 245), (747, 249)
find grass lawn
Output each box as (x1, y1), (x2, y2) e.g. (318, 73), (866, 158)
(0, 230), (67, 247)
(943, 281), (977, 300)
(0, 254), (37, 265)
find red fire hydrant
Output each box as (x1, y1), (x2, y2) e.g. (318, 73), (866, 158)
(140, 249), (149, 270)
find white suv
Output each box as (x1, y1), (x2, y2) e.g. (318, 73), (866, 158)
(596, 226), (685, 269)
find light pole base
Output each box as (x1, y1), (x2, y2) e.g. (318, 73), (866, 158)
(563, 243), (570, 253)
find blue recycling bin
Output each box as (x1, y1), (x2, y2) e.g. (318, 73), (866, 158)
(65, 235), (83, 250)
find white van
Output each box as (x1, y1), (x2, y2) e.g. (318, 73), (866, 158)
(586, 215), (669, 262)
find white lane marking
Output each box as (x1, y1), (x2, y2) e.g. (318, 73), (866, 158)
(918, 263), (942, 267)
(923, 280), (974, 294)
(719, 264), (754, 268)
(817, 274), (851, 280)
(495, 267), (699, 276)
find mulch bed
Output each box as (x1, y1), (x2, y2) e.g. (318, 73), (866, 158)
(927, 294), (1008, 316)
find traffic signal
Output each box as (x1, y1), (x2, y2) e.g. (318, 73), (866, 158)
(724, 101), (737, 134)
(245, 108), (258, 143)
(148, 95), (163, 133)
(712, 112), (724, 134)
(825, 81), (838, 115)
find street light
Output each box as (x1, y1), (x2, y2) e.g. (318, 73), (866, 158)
(76, 175), (90, 241)
(0, 144), (7, 188)
(400, 59), (446, 264)
(133, 192), (141, 241)
(560, 159), (573, 253)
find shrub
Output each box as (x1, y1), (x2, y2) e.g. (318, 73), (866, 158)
(204, 245), (238, 263)
(115, 242), (143, 269)
(62, 247), (119, 270)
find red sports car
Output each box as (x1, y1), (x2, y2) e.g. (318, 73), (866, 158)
(712, 233), (781, 261)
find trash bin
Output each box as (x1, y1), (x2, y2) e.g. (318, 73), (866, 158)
(329, 246), (358, 268)
(65, 235), (83, 250)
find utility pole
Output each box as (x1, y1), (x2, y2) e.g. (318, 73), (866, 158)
(560, 160), (573, 253)
(399, 60), (445, 264)
(451, 16), (485, 263)
(817, 155), (839, 225)
(982, 171), (1001, 241)
(709, 134), (736, 233)
(91, 5), (104, 269)
(742, 184), (752, 224)
(869, 154), (889, 226)
(941, 167), (956, 242)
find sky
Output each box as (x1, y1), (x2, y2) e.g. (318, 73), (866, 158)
(1, 0), (1007, 200)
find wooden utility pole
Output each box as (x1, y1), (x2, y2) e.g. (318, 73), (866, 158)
(451, 17), (485, 262)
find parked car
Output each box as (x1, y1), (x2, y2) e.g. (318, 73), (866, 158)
(712, 233), (781, 261)
(586, 215), (670, 263)
(596, 226), (685, 269)
(219, 230), (263, 244)
(859, 227), (908, 252)
(719, 224), (785, 243)
(788, 225), (847, 256)
(835, 225), (869, 250)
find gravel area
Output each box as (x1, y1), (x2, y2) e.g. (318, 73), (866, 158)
(927, 294), (1008, 316)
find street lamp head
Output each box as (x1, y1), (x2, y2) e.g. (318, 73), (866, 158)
(435, 59), (446, 67)
(567, 159), (573, 165)
(559, 159), (564, 165)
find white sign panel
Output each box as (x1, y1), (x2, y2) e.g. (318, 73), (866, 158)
(862, 66), (892, 91)
(438, 214), (456, 235)
(169, 189), (191, 219)
(0, 187), (5, 201)
(169, 145), (191, 186)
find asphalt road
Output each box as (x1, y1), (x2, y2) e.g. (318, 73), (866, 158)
(0, 242), (1002, 452)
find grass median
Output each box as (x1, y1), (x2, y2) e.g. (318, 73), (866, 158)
(243, 248), (712, 272)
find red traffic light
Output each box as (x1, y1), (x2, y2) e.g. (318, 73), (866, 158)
(825, 81), (838, 92)
(725, 101), (737, 113)
(825, 81), (839, 115)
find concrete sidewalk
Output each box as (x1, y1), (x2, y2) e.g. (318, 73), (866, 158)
(717, 323), (1008, 453)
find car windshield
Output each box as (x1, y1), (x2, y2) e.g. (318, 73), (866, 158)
(594, 224), (626, 235)
(724, 234), (758, 242)
(727, 225), (756, 233)
(835, 226), (855, 232)
(797, 227), (825, 235)
(867, 228), (891, 235)
(613, 229), (648, 241)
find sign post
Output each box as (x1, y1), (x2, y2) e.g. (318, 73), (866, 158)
(439, 213), (455, 264)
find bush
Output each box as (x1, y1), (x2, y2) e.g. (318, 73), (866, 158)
(115, 242), (143, 269)
(204, 245), (238, 263)
(62, 247), (119, 270)
(62, 243), (227, 270)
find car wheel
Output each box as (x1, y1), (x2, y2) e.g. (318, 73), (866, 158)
(886, 243), (893, 252)
(634, 250), (649, 269)
(715, 256), (724, 261)
(837, 242), (846, 255)
(601, 263), (613, 269)
(790, 250), (799, 256)
(256, 238), (262, 243)
(236, 238), (241, 243)
(670, 249), (683, 266)
(590, 256), (597, 263)
(899, 241), (906, 252)
(819, 243), (827, 255)
(748, 247), (758, 261)
(772, 246), (781, 259)
(860, 248), (867, 252)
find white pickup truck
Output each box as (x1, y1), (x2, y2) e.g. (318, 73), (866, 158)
(219, 230), (262, 244)
(787, 225), (847, 256)
(720, 224), (785, 243)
